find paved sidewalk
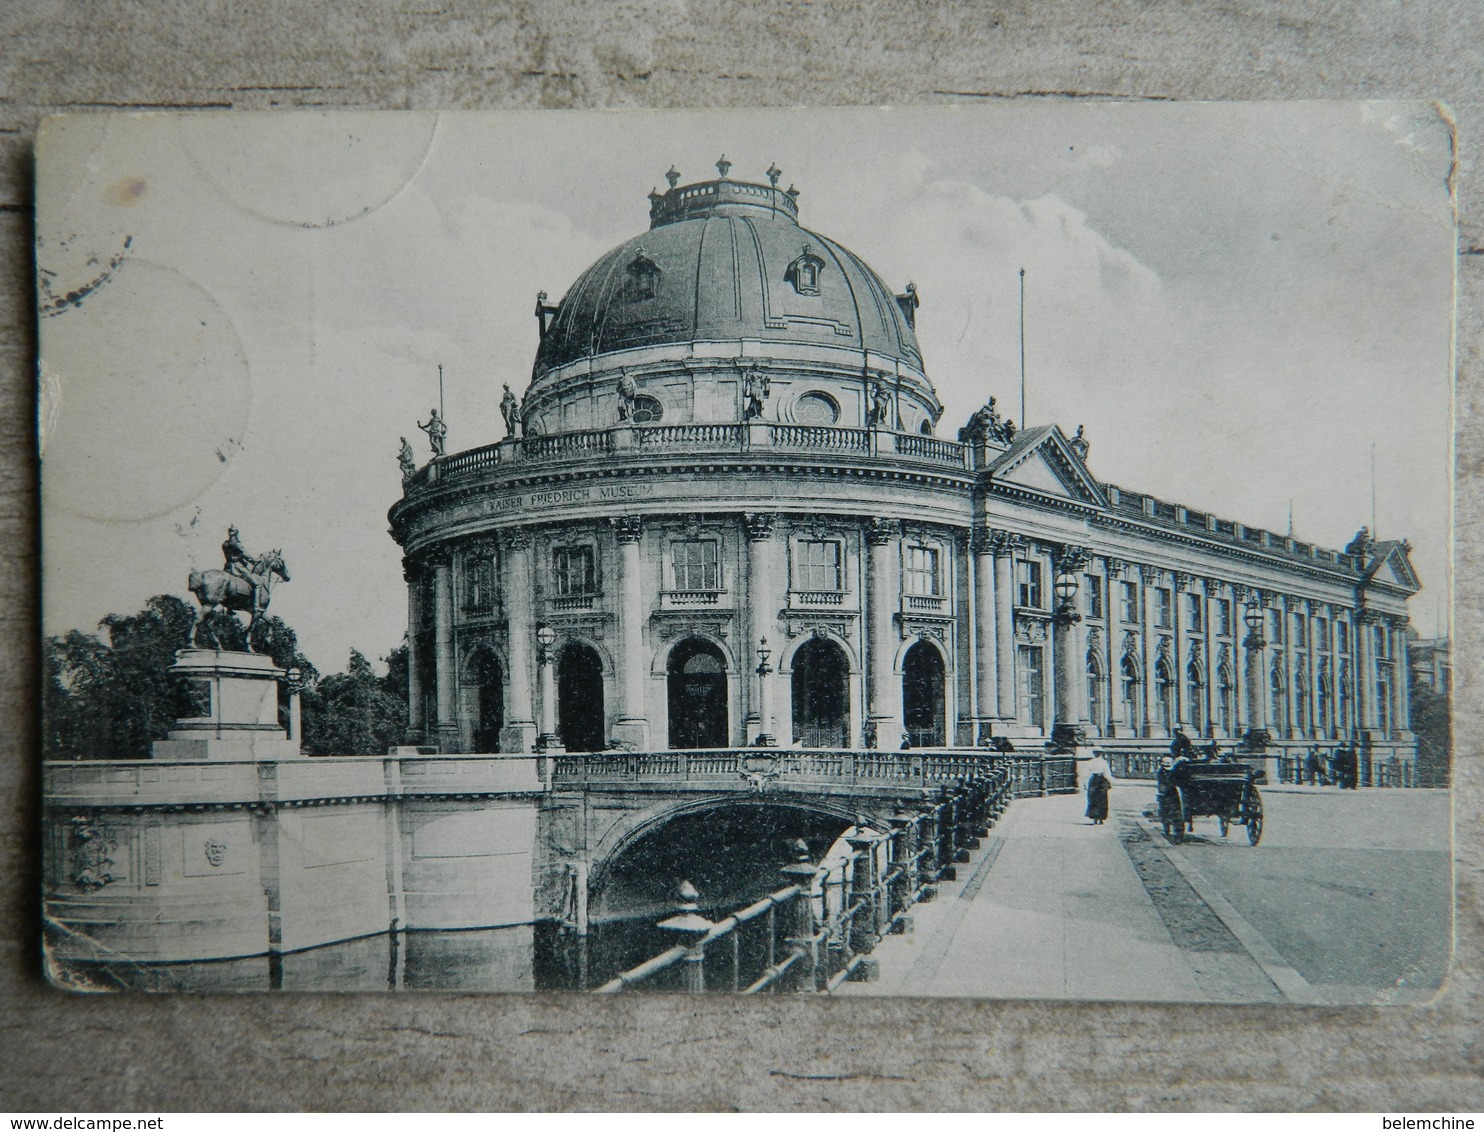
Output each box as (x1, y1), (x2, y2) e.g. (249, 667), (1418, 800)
(841, 791), (1211, 1001)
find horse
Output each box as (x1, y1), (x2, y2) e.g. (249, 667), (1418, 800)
(187, 548), (290, 652)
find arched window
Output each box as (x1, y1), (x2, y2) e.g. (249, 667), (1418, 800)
(1317, 661), (1332, 738)
(1216, 660), (1234, 734)
(1294, 669), (1310, 734)
(785, 244), (827, 296)
(919, 418), (934, 436)
(1120, 654), (1142, 735)
(1338, 659), (1352, 733)
(1270, 660), (1287, 734)
(1186, 658), (1206, 734)
(1154, 657), (1175, 734)
(1086, 650), (1106, 736)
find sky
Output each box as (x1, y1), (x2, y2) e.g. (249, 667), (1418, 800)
(37, 104), (1456, 674)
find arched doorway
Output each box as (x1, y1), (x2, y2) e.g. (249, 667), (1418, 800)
(667, 638), (729, 749)
(473, 649), (504, 752)
(791, 637), (849, 748)
(558, 642), (606, 751)
(901, 641), (945, 747)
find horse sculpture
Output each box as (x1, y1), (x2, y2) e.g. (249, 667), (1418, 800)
(187, 548), (290, 652)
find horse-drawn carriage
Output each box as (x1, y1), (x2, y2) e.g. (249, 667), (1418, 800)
(1157, 759), (1264, 846)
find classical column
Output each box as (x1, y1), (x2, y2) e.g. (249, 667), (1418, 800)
(1281, 596), (1297, 740)
(1106, 560), (1129, 734)
(1358, 610), (1379, 732)
(499, 530), (537, 753)
(432, 554), (458, 752)
(610, 515), (650, 750)
(1201, 578), (1219, 738)
(1304, 600), (1320, 740)
(744, 513), (781, 741)
(1172, 572), (1189, 729)
(404, 559), (425, 743)
(1140, 565), (1160, 737)
(992, 531), (1019, 720)
(1050, 545), (1090, 751)
(866, 517), (903, 749)
(1394, 619), (1412, 736)
(970, 527), (997, 743)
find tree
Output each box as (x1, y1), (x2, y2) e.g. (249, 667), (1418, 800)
(43, 595), (318, 760)
(301, 648), (407, 756)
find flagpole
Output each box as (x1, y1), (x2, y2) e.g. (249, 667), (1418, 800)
(1018, 267), (1026, 427)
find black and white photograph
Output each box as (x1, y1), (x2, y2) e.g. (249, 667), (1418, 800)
(37, 104), (1453, 1002)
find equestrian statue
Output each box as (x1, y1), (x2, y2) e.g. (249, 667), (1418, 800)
(187, 525), (291, 652)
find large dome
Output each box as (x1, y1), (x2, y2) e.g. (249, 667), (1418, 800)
(532, 166), (925, 382)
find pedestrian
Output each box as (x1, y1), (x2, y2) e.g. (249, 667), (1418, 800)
(1085, 770), (1110, 825)
(1304, 745), (1322, 786)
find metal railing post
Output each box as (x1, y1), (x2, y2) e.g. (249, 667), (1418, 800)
(778, 839), (822, 991)
(656, 880), (713, 994)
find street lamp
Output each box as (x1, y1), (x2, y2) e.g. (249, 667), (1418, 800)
(1242, 602), (1269, 751)
(1050, 571), (1083, 752)
(1053, 571), (1080, 615)
(536, 625), (561, 751)
(754, 637), (776, 747)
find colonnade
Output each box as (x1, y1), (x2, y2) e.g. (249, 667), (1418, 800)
(403, 517), (1410, 754)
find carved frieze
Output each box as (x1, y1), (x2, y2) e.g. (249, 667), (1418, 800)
(1054, 544), (1090, 574)
(1138, 564), (1163, 586)
(1175, 571), (1193, 592)
(865, 517), (898, 546)
(651, 615), (733, 642)
(1015, 617), (1048, 644)
(1122, 630), (1140, 659)
(610, 515), (643, 544)
(744, 513), (778, 542)
(504, 528), (533, 552)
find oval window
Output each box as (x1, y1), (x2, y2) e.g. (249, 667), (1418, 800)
(794, 392), (839, 425)
(631, 395), (664, 424)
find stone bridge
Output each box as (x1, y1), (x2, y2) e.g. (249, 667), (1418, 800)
(536, 748), (1076, 929)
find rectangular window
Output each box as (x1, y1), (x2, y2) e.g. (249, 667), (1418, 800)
(1216, 598), (1232, 637)
(1337, 620), (1350, 654)
(1120, 580), (1139, 623)
(797, 539), (842, 592)
(1292, 613), (1307, 649)
(1016, 560), (1043, 608)
(463, 555), (497, 611)
(1269, 609), (1284, 642)
(672, 539), (720, 591)
(1186, 592), (1203, 632)
(1315, 615), (1329, 649)
(553, 545), (597, 596)
(1083, 574), (1103, 620)
(1155, 587), (1173, 629)
(1374, 625), (1389, 658)
(904, 546), (941, 597)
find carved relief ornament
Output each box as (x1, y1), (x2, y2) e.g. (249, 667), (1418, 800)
(610, 515), (643, 544)
(744, 513), (778, 542)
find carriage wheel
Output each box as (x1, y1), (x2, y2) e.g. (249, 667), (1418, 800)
(1245, 792), (1264, 846)
(1219, 816), (1230, 838)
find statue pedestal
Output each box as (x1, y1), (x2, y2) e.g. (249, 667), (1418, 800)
(151, 649), (302, 760)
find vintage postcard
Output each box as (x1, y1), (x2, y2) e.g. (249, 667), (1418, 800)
(37, 105), (1453, 1000)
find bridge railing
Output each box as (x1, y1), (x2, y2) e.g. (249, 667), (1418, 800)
(552, 748), (1077, 798)
(592, 763), (1015, 994)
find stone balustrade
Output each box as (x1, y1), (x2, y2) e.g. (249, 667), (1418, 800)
(404, 423), (972, 494)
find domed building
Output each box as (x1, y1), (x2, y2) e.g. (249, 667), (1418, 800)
(388, 159), (1420, 774)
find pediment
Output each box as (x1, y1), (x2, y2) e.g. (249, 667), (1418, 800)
(985, 425), (1106, 507)
(1367, 541), (1421, 592)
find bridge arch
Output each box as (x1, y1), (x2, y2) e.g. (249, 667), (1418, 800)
(585, 794), (892, 916)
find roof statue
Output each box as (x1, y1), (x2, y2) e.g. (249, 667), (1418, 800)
(417, 407), (446, 458)
(398, 436), (416, 483)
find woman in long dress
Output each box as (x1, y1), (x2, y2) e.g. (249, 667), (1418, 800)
(1085, 770), (1111, 825)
